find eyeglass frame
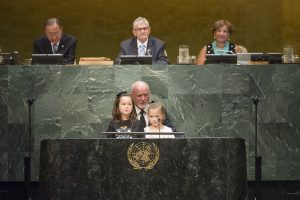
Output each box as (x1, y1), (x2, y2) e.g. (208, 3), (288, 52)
(45, 30), (62, 37)
(134, 27), (150, 32)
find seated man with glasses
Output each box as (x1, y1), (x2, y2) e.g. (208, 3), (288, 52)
(33, 18), (77, 64)
(115, 17), (169, 65)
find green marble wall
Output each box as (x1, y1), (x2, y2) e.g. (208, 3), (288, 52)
(0, 64), (299, 182)
(0, 0), (300, 63)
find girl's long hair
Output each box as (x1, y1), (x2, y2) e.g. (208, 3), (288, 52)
(112, 91), (137, 122)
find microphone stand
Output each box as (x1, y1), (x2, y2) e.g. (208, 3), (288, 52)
(25, 98), (35, 200)
(158, 118), (161, 138)
(251, 96), (262, 200)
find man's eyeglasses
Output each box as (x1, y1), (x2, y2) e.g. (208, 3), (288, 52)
(46, 31), (62, 37)
(134, 27), (149, 32)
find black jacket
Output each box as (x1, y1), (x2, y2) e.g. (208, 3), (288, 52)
(33, 33), (76, 64)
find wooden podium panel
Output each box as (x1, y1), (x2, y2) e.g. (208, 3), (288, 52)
(39, 138), (247, 200)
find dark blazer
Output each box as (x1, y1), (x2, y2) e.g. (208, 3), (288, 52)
(115, 36), (169, 65)
(33, 34), (77, 64)
(164, 110), (177, 132)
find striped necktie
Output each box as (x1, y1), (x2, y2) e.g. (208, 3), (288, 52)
(138, 44), (145, 56)
(52, 44), (58, 54)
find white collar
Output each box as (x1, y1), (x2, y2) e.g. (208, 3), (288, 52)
(137, 39), (148, 48)
(135, 104), (149, 114)
(51, 42), (60, 46)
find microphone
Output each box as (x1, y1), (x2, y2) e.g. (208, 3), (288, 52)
(158, 118), (161, 133)
(27, 97), (35, 106)
(146, 48), (152, 56)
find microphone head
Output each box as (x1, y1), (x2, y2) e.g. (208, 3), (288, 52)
(157, 118), (161, 123)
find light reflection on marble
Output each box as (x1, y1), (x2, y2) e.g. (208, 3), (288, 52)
(195, 65), (222, 94)
(0, 64), (299, 181)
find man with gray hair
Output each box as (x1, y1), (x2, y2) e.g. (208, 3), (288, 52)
(33, 18), (77, 64)
(115, 17), (169, 65)
(131, 80), (176, 132)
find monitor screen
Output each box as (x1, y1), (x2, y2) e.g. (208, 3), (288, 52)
(250, 54), (269, 62)
(1, 53), (13, 65)
(267, 53), (282, 64)
(205, 54), (237, 64)
(31, 54), (64, 65)
(120, 55), (152, 65)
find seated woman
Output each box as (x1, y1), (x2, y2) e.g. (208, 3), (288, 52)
(196, 19), (242, 65)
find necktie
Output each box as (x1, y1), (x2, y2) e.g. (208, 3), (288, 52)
(139, 110), (146, 130)
(52, 44), (58, 54)
(138, 45), (145, 56)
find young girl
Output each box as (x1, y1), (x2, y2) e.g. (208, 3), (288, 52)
(144, 102), (174, 138)
(106, 91), (141, 137)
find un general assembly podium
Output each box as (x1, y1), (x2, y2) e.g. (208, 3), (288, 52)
(39, 138), (247, 200)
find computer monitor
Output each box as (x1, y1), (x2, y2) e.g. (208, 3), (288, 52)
(31, 54), (64, 65)
(205, 54), (237, 64)
(237, 53), (282, 65)
(0, 52), (20, 65)
(120, 55), (152, 65)
(237, 53), (264, 65)
(250, 54), (269, 62)
(267, 53), (282, 64)
(1, 53), (13, 65)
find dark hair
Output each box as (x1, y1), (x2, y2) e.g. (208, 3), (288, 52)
(211, 20), (234, 35)
(112, 92), (137, 122)
(44, 18), (62, 29)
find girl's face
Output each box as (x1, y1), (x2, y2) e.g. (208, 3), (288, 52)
(119, 96), (133, 120)
(148, 108), (164, 127)
(214, 25), (230, 44)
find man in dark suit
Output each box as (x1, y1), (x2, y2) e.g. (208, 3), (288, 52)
(131, 81), (176, 132)
(115, 17), (169, 65)
(33, 18), (76, 64)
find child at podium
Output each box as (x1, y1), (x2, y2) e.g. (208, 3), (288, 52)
(106, 91), (142, 137)
(144, 102), (174, 138)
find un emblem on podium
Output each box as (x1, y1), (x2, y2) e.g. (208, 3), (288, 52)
(127, 142), (160, 170)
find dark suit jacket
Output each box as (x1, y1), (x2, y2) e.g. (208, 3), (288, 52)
(115, 36), (169, 65)
(163, 110), (177, 132)
(33, 34), (76, 64)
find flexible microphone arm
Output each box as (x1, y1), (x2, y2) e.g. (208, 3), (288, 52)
(158, 118), (161, 136)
